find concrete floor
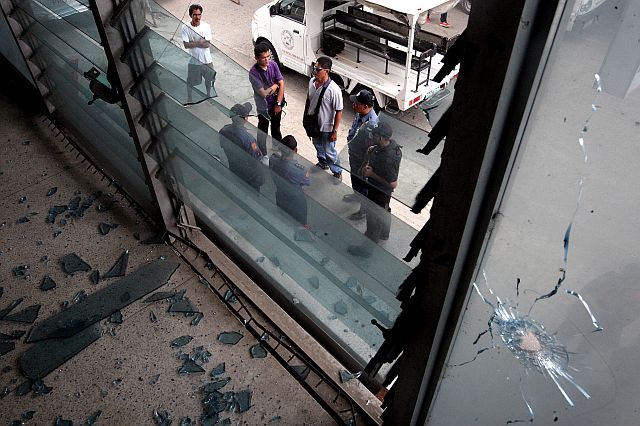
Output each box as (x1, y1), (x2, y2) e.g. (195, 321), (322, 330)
(0, 80), (333, 424)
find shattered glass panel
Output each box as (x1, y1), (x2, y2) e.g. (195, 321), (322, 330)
(427, 3), (638, 424)
(217, 332), (243, 345)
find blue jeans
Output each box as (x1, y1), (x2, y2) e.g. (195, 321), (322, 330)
(312, 132), (341, 174)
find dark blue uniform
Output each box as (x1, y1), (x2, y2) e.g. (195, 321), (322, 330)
(220, 123), (264, 190)
(269, 153), (311, 225)
(364, 140), (402, 242)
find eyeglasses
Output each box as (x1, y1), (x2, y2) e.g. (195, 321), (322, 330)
(313, 67), (327, 73)
(191, 13), (201, 16)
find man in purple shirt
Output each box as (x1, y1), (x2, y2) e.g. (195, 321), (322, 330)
(249, 42), (285, 156)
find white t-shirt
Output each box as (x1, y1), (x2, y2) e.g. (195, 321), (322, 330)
(307, 78), (343, 133)
(182, 21), (213, 65)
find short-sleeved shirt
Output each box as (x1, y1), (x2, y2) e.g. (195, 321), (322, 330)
(220, 123), (263, 184)
(347, 109), (378, 141)
(182, 21), (213, 65)
(306, 78), (343, 133)
(249, 62), (284, 113)
(347, 110), (379, 166)
(367, 140), (402, 196)
(269, 154), (311, 190)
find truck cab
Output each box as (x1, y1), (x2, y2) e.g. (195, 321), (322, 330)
(252, 0), (460, 111)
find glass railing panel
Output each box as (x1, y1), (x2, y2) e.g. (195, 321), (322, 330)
(338, 111), (441, 208)
(15, 0), (100, 44)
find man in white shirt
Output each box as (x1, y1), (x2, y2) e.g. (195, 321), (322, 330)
(182, 4), (216, 103)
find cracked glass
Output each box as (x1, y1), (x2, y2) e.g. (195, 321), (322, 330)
(427, 2), (639, 424)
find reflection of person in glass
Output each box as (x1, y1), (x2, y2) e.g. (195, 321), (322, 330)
(348, 122), (402, 257)
(249, 43), (285, 156)
(269, 135), (311, 226)
(344, 89), (379, 221)
(182, 4), (216, 103)
(219, 103), (264, 191)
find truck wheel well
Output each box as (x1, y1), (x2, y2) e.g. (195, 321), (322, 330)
(328, 72), (345, 90)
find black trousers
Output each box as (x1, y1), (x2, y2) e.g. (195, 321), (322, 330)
(257, 109), (282, 156)
(365, 191), (392, 242)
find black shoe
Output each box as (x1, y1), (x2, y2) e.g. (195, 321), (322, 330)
(348, 210), (366, 221)
(347, 245), (371, 258)
(315, 162), (329, 170)
(332, 172), (342, 184)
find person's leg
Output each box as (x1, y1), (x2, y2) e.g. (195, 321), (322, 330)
(186, 64), (199, 103)
(313, 134), (328, 168)
(380, 198), (392, 240)
(257, 113), (270, 156)
(440, 12), (448, 22)
(269, 107), (282, 143)
(324, 136), (341, 176)
(203, 63), (216, 97)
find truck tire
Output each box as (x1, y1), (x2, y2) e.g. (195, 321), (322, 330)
(459, 0), (471, 14)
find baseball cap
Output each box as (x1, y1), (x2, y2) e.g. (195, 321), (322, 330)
(349, 89), (375, 107)
(230, 102), (252, 118)
(372, 121), (393, 139)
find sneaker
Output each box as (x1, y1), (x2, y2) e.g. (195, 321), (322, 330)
(342, 194), (358, 202)
(347, 245), (371, 258)
(332, 172), (342, 184)
(348, 210), (366, 221)
(440, 21), (451, 28)
(315, 162), (329, 170)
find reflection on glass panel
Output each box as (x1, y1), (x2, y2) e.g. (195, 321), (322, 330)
(15, 2), (153, 211)
(338, 111), (441, 209)
(15, 0), (100, 43)
(428, 2), (638, 424)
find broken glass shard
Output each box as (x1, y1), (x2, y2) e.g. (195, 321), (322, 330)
(3, 304), (40, 323)
(150, 311), (158, 323)
(319, 257), (330, 266)
(55, 417), (73, 426)
(73, 290), (87, 304)
(16, 216), (30, 224)
(219, 418), (231, 426)
(141, 233), (164, 245)
(19, 324), (102, 380)
(111, 378), (122, 386)
(210, 363), (225, 377)
(53, 230), (62, 238)
(193, 346), (211, 363)
(289, 365), (310, 381)
(201, 413), (220, 426)
(32, 379), (52, 394)
(99, 222), (118, 235)
(171, 335), (193, 347)
(217, 332), (243, 345)
(268, 256), (280, 267)
(27, 260), (179, 342)
(364, 295), (376, 304)
(149, 373), (160, 385)
(334, 301), (348, 315)
(67, 196), (81, 211)
(0, 340), (16, 356)
(153, 410), (173, 426)
(12, 265), (30, 278)
(256, 256), (265, 263)
(16, 380), (32, 396)
(73, 191), (102, 218)
(21, 140), (30, 145)
(0, 386), (10, 398)
(223, 290), (237, 304)
(345, 277), (357, 288)
(178, 359), (205, 374)
(143, 291), (177, 303)
(109, 310), (123, 324)
(22, 410), (35, 420)
(86, 410), (102, 425)
(203, 377), (231, 393)
(96, 200), (118, 212)
(46, 187), (58, 197)
(232, 389), (252, 413)
(61, 253), (92, 274)
(19, 196), (27, 204)
(102, 251), (129, 280)
(0, 298), (24, 320)
(308, 276), (320, 289)
(190, 312), (204, 326)
(168, 297), (197, 314)
(339, 369), (361, 383)
(90, 270), (100, 285)
(249, 344), (267, 359)
(47, 206), (66, 224)
(294, 228), (314, 242)
(179, 417), (193, 426)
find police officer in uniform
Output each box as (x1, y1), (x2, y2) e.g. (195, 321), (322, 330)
(269, 135), (311, 226)
(220, 103), (264, 191)
(348, 122), (402, 257)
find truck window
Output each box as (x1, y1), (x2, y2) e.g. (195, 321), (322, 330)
(276, 0), (305, 24)
(324, 0), (348, 11)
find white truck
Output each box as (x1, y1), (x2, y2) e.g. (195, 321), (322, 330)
(251, 0), (460, 112)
